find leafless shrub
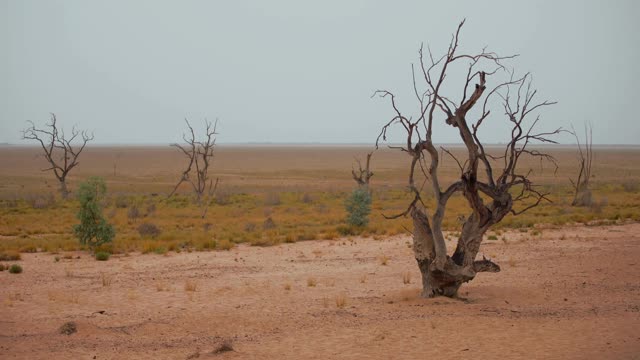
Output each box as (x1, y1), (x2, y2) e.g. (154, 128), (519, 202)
(145, 202), (156, 216)
(265, 192), (281, 206)
(25, 193), (55, 209)
(127, 205), (140, 222)
(263, 217), (276, 230)
(301, 193), (313, 204)
(59, 321), (77, 335)
(244, 222), (257, 232)
(212, 339), (234, 354)
(622, 180), (639, 193)
(114, 196), (128, 208)
(137, 223), (161, 238)
(215, 189), (231, 205)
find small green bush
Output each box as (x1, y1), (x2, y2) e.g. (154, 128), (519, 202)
(345, 187), (372, 227)
(487, 235), (498, 240)
(95, 251), (110, 261)
(73, 177), (115, 250)
(9, 264), (23, 274)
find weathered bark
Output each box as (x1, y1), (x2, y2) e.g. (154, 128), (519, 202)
(59, 180), (69, 200)
(412, 208), (499, 298)
(375, 21), (558, 298)
(352, 152), (374, 186)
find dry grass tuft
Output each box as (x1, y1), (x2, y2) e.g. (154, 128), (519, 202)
(335, 293), (347, 309)
(306, 277), (317, 287)
(156, 281), (170, 292)
(212, 339), (234, 354)
(0, 251), (21, 261)
(59, 321), (77, 335)
(402, 271), (411, 284)
(100, 273), (113, 287)
(184, 280), (197, 292)
(379, 255), (389, 266)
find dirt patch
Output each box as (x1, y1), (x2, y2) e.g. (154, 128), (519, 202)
(1, 224), (639, 359)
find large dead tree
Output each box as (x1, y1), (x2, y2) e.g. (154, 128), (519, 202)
(22, 113), (94, 199)
(170, 119), (219, 218)
(570, 123), (594, 206)
(375, 21), (560, 298)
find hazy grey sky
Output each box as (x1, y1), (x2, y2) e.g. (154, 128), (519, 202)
(2, 0), (638, 145)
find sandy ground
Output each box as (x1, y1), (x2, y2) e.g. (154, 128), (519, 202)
(1, 223), (639, 359)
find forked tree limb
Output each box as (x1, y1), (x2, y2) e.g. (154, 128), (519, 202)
(374, 20), (560, 297)
(22, 113), (93, 198)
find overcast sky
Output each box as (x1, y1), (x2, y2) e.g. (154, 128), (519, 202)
(2, 0), (638, 145)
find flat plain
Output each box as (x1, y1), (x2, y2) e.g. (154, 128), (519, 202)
(1, 145), (639, 359)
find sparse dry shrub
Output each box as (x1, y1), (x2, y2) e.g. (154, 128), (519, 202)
(59, 321), (77, 335)
(335, 293), (347, 308)
(145, 202), (156, 216)
(402, 271), (411, 284)
(379, 254), (389, 266)
(100, 272), (113, 286)
(25, 193), (55, 209)
(0, 251), (21, 261)
(217, 239), (234, 250)
(322, 231), (338, 240)
(95, 251), (110, 261)
(301, 193), (313, 204)
(137, 222), (161, 238)
(307, 277), (317, 287)
(264, 192), (281, 206)
(622, 180), (639, 193)
(19, 244), (37, 253)
(244, 222), (257, 232)
(156, 281), (170, 292)
(263, 217), (276, 230)
(184, 280), (197, 292)
(215, 189), (231, 205)
(114, 195), (128, 208)
(212, 339), (234, 354)
(127, 205), (140, 222)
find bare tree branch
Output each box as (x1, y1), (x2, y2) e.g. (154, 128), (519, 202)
(22, 113), (94, 199)
(170, 118), (220, 218)
(373, 21), (559, 298)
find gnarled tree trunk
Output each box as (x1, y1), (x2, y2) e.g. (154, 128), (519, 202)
(375, 21), (560, 298)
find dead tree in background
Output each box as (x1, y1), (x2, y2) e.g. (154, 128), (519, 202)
(351, 152), (374, 186)
(375, 20), (560, 298)
(170, 119), (219, 218)
(570, 123), (594, 206)
(22, 113), (94, 199)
